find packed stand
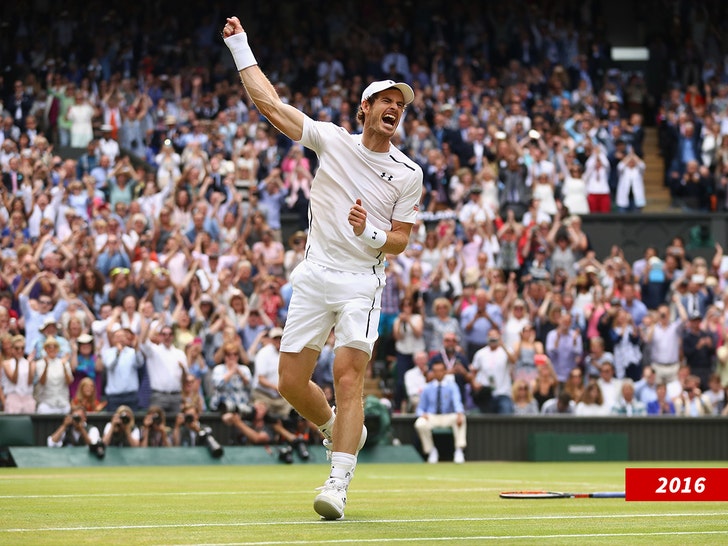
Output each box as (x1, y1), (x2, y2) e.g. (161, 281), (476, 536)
(0, 0), (727, 455)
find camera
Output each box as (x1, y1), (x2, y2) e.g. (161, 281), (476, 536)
(292, 438), (310, 460)
(184, 413), (195, 425)
(197, 427), (224, 459)
(120, 412), (131, 425)
(72, 414), (82, 425)
(278, 444), (294, 464)
(152, 413), (162, 426)
(89, 441), (106, 460)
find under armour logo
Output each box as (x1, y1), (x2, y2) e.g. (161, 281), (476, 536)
(372, 231), (378, 239)
(380, 172), (393, 181)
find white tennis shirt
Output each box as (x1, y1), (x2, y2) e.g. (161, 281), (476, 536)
(298, 116), (423, 274)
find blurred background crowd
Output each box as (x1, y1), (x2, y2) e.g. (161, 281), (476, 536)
(2, 0), (728, 450)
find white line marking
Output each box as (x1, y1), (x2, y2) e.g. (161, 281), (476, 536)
(3, 513), (727, 533)
(191, 531), (728, 546)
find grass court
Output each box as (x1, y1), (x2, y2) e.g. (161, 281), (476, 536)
(1, 460), (727, 545)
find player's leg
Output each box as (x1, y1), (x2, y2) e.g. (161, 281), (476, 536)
(330, 346), (368, 454)
(278, 348), (333, 427)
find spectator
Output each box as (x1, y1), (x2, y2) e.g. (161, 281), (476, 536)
(424, 297), (461, 353)
(610, 308), (643, 381)
(645, 300), (686, 384)
(615, 150), (646, 212)
(181, 372), (205, 415)
(18, 272), (69, 355)
(673, 374), (713, 416)
(575, 381), (608, 416)
(584, 335), (614, 380)
(682, 311), (715, 389)
(34, 336), (73, 414)
(427, 330), (471, 406)
(611, 378), (647, 416)
(1, 335), (36, 413)
(646, 381), (676, 415)
(541, 390), (576, 414)
(531, 355), (559, 410)
(69, 333), (102, 401)
(102, 325), (143, 412)
(71, 376), (107, 413)
(470, 328), (515, 414)
(391, 297), (426, 413)
(460, 288), (503, 360)
(403, 350), (429, 413)
(511, 322), (543, 384)
(597, 361), (622, 412)
(634, 365), (659, 405)
(545, 309), (583, 384)
(511, 379), (539, 415)
(562, 367), (585, 402)
(209, 342), (252, 413)
(704, 373), (725, 415)
(414, 360), (467, 464)
(251, 327), (291, 418)
(140, 320), (188, 416)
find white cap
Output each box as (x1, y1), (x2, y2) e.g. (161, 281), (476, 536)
(361, 80), (414, 105)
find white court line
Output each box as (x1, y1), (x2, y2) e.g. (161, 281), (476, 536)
(3, 512), (727, 533)
(0, 487), (512, 500)
(194, 531), (728, 546)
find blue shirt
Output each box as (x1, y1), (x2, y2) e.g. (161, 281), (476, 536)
(416, 379), (464, 416)
(621, 298), (648, 326)
(102, 346), (143, 395)
(460, 302), (502, 346)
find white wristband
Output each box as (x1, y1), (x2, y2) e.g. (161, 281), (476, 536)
(224, 32), (257, 71)
(359, 224), (387, 249)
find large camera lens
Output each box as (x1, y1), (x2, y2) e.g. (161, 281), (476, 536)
(184, 414), (194, 424)
(152, 414), (161, 425)
(72, 415), (81, 424)
(120, 412), (131, 425)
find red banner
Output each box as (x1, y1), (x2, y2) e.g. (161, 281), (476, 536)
(626, 468), (728, 501)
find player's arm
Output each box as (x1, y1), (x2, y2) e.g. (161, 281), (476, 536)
(223, 17), (303, 141)
(348, 199), (412, 255)
(381, 220), (413, 255)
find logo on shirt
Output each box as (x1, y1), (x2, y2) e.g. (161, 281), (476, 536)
(380, 172), (393, 182)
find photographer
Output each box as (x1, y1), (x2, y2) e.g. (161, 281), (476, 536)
(140, 405), (171, 447)
(222, 401), (310, 462)
(47, 406), (100, 447)
(102, 405), (141, 447)
(173, 403), (223, 457)
(172, 403), (203, 446)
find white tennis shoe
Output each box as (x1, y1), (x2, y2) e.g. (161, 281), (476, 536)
(314, 478), (348, 520)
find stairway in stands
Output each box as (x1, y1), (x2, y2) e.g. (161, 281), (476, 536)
(641, 127), (672, 212)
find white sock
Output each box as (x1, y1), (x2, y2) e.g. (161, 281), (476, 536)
(318, 411), (336, 442)
(330, 452), (357, 483)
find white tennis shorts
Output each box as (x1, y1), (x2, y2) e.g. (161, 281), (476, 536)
(280, 260), (385, 357)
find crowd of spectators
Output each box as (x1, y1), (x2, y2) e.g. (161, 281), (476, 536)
(2, 1), (728, 453)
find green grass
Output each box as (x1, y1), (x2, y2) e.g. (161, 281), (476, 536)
(1, 461), (727, 545)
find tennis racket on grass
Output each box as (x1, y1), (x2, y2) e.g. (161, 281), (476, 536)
(499, 490), (625, 499)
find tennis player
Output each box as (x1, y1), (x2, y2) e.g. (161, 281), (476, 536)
(223, 17), (422, 520)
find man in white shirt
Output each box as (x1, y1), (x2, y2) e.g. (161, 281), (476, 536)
(140, 320), (188, 416)
(251, 327), (291, 418)
(403, 351), (429, 413)
(224, 15), (421, 520)
(470, 329), (515, 414)
(646, 300), (686, 384)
